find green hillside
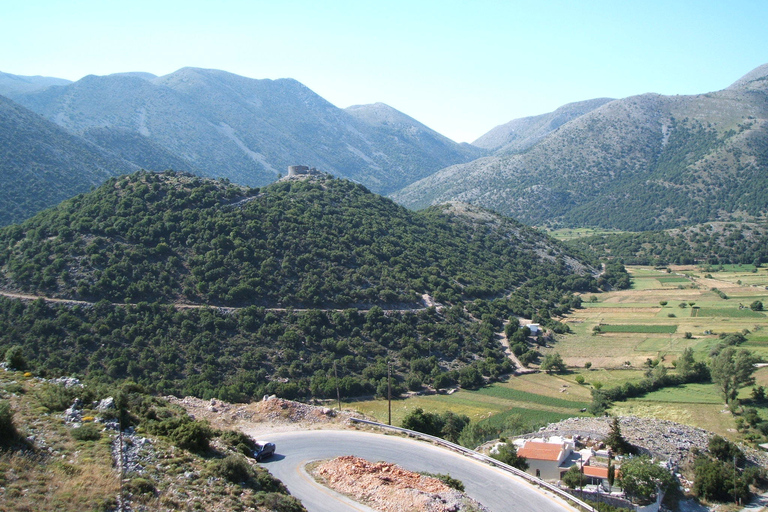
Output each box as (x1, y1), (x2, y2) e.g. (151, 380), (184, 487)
(393, 63), (768, 231)
(0, 171), (602, 401)
(0, 171), (592, 308)
(0, 95), (136, 226)
(568, 222), (768, 266)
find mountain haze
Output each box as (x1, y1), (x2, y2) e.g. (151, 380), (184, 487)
(0, 71), (71, 97)
(0, 95), (137, 226)
(472, 97), (614, 152)
(8, 67), (483, 194)
(393, 63), (768, 231)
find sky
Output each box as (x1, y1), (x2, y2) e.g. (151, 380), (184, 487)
(2, 0), (767, 143)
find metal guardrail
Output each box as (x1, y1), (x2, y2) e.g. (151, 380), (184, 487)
(349, 417), (597, 512)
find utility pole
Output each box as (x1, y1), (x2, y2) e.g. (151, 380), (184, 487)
(333, 361), (341, 411)
(734, 454), (738, 505)
(387, 360), (392, 426)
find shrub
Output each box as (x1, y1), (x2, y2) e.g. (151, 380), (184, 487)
(4, 345), (26, 370)
(35, 383), (79, 412)
(0, 400), (18, 446)
(170, 420), (213, 453)
(563, 464), (586, 488)
(71, 423), (102, 441)
(420, 472), (465, 491)
(212, 454), (254, 484)
(575, 375), (585, 385)
(125, 477), (156, 497)
(220, 429), (258, 456)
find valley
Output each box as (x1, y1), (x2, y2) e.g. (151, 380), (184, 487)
(2, 61), (768, 512)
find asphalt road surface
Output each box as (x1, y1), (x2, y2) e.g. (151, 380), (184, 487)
(258, 430), (575, 512)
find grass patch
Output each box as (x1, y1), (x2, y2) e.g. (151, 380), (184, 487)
(467, 387), (589, 409)
(599, 324), (677, 333)
(478, 407), (577, 431)
(657, 276), (691, 284)
(696, 308), (765, 318)
(628, 383), (723, 404)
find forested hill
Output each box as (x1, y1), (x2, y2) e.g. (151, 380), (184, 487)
(0, 171), (595, 309)
(0, 171), (606, 401)
(567, 222), (768, 266)
(393, 63), (768, 231)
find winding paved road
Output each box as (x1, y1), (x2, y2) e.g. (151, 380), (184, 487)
(254, 430), (575, 512)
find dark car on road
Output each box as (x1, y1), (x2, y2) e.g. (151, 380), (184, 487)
(254, 442), (276, 461)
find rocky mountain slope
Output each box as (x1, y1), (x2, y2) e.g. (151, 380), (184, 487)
(393, 63), (768, 231)
(472, 97), (613, 153)
(6, 67), (483, 195)
(0, 71), (71, 96)
(0, 95), (137, 226)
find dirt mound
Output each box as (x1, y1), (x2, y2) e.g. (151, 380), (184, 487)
(167, 395), (363, 434)
(311, 456), (488, 512)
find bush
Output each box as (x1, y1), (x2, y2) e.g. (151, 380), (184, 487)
(490, 442), (528, 470)
(35, 383), (79, 412)
(420, 472), (465, 491)
(0, 400), (18, 446)
(562, 465), (586, 488)
(212, 454), (254, 484)
(125, 477), (156, 497)
(170, 420), (213, 453)
(220, 429), (258, 456)
(575, 375), (585, 385)
(4, 345), (27, 370)
(71, 423), (102, 441)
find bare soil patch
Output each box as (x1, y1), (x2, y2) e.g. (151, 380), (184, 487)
(309, 455), (488, 512)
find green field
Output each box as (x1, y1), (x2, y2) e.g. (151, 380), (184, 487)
(599, 324), (677, 333)
(657, 276), (691, 284)
(695, 307), (765, 318)
(350, 265), (768, 443)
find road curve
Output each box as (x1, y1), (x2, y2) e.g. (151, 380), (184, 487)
(255, 429), (575, 512)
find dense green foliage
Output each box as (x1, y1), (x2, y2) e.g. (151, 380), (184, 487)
(568, 223), (768, 266)
(0, 400), (18, 447)
(400, 408), (471, 443)
(709, 346), (759, 404)
(562, 465), (585, 489)
(0, 171), (594, 308)
(490, 442), (528, 470)
(0, 172), (598, 401)
(692, 436), (760, 503)
(618, 456), (678, 505)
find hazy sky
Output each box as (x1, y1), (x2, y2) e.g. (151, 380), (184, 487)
(3, 0), (767, 142)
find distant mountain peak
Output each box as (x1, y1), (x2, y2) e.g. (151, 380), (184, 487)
(727, 63), (768, 90)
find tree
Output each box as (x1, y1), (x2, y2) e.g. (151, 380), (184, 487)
(562, 465), (585, 489)
(605, 417), (635, 455)
(4, 345), (26, 371)
(401, 407), (443, 438)
(709, 347), (759, 405)
(540, 352), (567, 374)
(618, 456), (677, 505)
(491, 442), (528, 471)
(750, 300), (763, 311)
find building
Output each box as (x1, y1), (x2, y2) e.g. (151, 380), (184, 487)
(514, 437), (578, 480)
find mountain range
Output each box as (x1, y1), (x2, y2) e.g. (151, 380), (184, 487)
(3, 67), (482, 193)
(394, 64), (768, 231)
(2, 63), (768, 231)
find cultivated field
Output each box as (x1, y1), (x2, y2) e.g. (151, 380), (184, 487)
(352, 265), (768, 440)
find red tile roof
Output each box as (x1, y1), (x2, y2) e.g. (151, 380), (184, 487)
(582, 465), (608, 478)
(517, 441), (564, 461)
